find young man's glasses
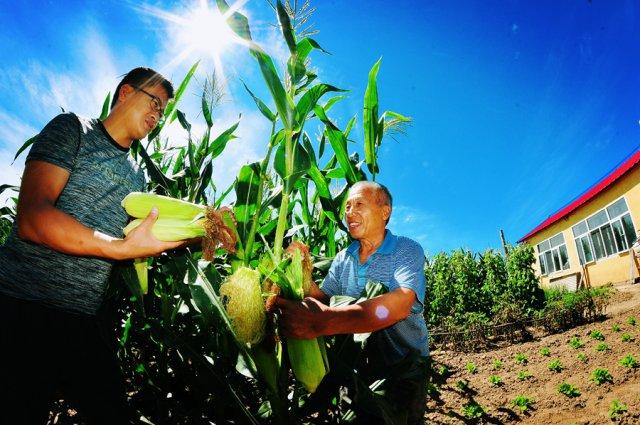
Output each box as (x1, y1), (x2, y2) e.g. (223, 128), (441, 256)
(131, 85), (164, 119)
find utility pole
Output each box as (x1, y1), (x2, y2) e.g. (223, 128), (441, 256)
(500, 229), (509, 256)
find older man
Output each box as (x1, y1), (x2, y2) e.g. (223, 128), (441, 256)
(272, 181), (429, 424)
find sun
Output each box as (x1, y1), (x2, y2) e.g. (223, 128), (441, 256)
(137, 0), (248, 74)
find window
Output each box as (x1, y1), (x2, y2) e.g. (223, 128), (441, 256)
(537, 232), (570, 275)
(572, 197), (637, 265)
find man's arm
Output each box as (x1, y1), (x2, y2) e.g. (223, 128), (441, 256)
(269, 287), (416, 339)
(17, 160), (188, 260)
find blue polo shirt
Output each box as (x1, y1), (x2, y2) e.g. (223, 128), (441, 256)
(321, 230), (429, 364)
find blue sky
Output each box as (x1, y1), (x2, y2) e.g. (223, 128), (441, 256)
(1, 0), (639, 256)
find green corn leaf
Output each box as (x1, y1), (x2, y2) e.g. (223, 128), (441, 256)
(242, 81), (276, 122)
(274, 140), (311, 194)
(324, 95), (346, 112)
(176, 109), (192, 133)
(344, 115), (357, 139)
(216, 0), (252, 41)
(233, 162), (261, 241)
(202, 92), (213, 128)
(251, 49), (295, 129)
(214, 180), (235, 209)
(295, 72), (318, 95)
(295, 84), (346, 129)
(208, 119), (240, 159)
(364, 58), (381, 175)
(276, 0), (297, 54)
(297, 38), (329, 62)
(99, 92), (111, 120)
(132, 140), (175, 191)
(287, 54), (307, 86)
(192, 159), (213, 203)
(12, 134), (38, 164)
(313, 105), (359, 184)
(147, 61), (199, 141)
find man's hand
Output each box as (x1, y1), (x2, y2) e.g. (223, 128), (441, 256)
(117, 207), (200, 259)
(268, 287), (417, 339)
(268, 296), (329, 339)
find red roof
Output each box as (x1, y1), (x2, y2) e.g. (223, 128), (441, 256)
(519, 149), (640, 242)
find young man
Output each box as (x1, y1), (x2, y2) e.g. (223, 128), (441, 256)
(271, 181), (430, 424)
(0, 67), (187, 424)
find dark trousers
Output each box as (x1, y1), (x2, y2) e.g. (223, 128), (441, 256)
(353, 354), (429, 425)
(0, 294), (134, 425)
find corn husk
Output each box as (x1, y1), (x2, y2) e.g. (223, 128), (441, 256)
(121, 191), (205, 220)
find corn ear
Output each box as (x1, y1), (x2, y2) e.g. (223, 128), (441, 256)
(133, 257), (149, 295)
(219, 267), (266, 345)
(123, 218), (205, 241)
(287, 337), (329, 393)
(121, 192), (205, 220)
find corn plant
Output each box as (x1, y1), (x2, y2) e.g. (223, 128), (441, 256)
(576, 352), (587, 363)
(591, 368), (613, 385)
(590, 330), (605, 341)
(627, 316), (637, 326)
(455, 379), (471, 393)
(612, 324), (621, 332)
(595, 342), (610, 352)
(493, 359), (504, 370)
(540, 347), (551, 357)
(621, 333), (634, 342)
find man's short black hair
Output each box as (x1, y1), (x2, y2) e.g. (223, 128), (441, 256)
(111, 67), (174, 108)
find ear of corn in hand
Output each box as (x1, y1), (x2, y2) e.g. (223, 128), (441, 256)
(219, 267), (266, 345)
(121, 192), (238, 260)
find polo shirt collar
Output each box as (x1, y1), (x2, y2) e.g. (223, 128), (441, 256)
(346, 229), (397, 258)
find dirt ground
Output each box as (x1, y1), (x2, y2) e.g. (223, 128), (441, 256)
(426, 283), (640, 424)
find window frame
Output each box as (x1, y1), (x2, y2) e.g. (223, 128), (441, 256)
(536, 231), (571, 276)
(571, 196), (637, 266)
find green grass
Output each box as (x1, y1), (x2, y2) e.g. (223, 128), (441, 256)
(517, 370), (532, 381)
(539, 347), (551, 357)
(589, 330), (605, 341)
(558, 382), (580, 397)
(621, 333), (634, 342)
(568, 337), (584, 349)
(595, 342), (610, 352)
(512, 395), (534, 412)
(591, 368), (613, 385)
(466, 362), (477, 374)
(488, 375), (503, 386)
(547, 359), (563, 372)
(609, 399), (628, 419)
(619, 354), (638, 368)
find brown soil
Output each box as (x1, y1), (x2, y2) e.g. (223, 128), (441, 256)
(426, 283), (640, 425)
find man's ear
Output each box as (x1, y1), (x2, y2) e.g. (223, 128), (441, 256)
(382, 205), (391, 222)
(118, 84), (135, 104)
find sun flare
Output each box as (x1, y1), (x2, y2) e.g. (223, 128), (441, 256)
(138, 0), (248, 74)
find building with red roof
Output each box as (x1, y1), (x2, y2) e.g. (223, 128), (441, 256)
(520, 149), (640, 289)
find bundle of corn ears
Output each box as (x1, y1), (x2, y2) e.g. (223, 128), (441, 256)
(121, 192), (237, 293)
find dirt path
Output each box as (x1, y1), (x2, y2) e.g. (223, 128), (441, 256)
(426, 283), (640, 424)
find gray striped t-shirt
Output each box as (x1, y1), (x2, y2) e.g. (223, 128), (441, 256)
(0, 113), (145, 315)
